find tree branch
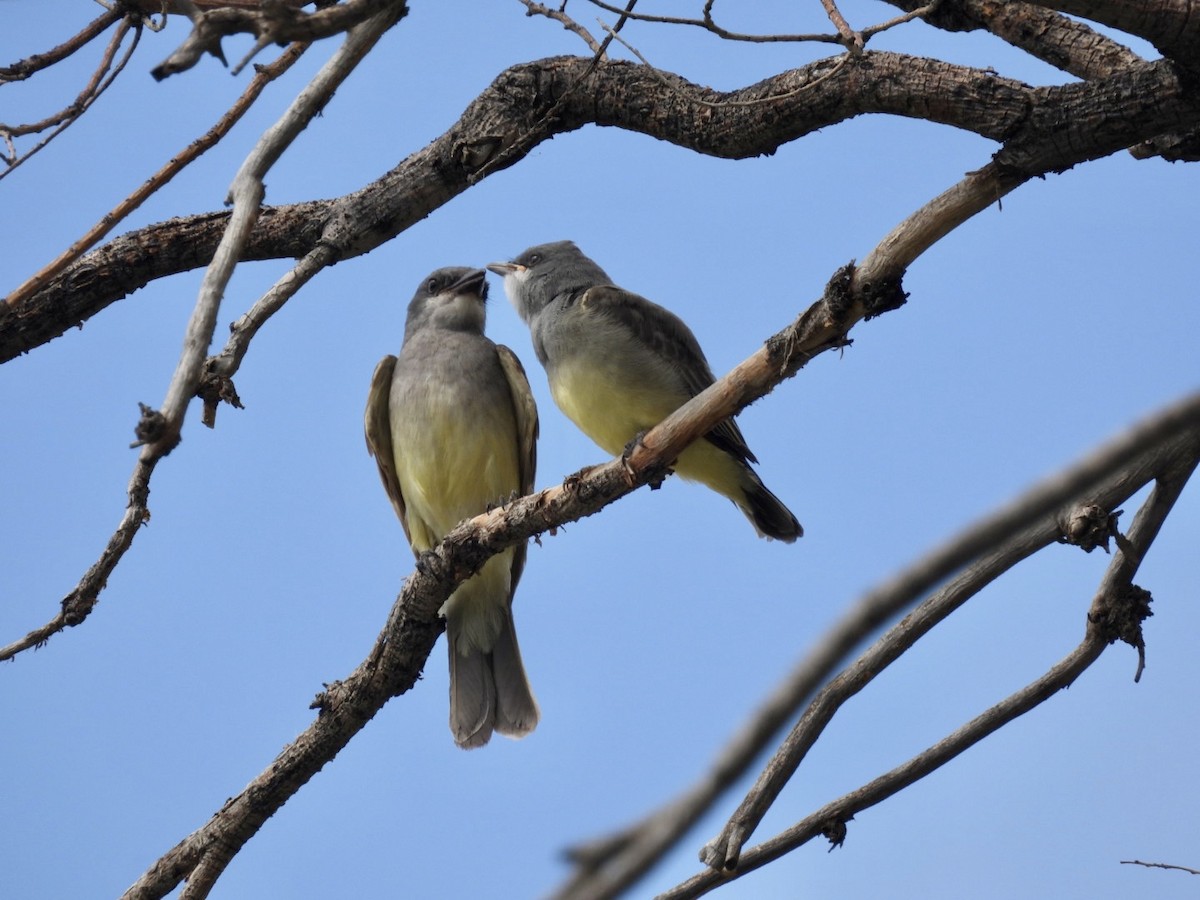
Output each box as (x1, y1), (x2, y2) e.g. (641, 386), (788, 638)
(7, 50), (1197, 362)
(551, 392), (1200, 899)
(0, 5), (403, 666)
(148, 0), (407, 79)
(1, 18), (142, 180)
(1022, 0), (1200, 68)
(3, 42), (309, 312)
(0, 7), (123, 82)
(660, 438), (1198, 898)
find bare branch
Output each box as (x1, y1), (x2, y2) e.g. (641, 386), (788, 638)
(898, 0), (1143, 79)
(199, 241), (337, 426)
(697, 400), (1200, 872)
(3, 42), (308, 312)
(149, 0), (407, 80)
(553, 392), (1200, 898)
(0, 19), (141, 179)
(518, 0), (605, 55)
(659, 444), (1197, 897)
(0, 7), (402, 666)
(8, 50), (1195, 362)
(584, 0), (840, 44)
(1120, 860), (1200, 876)
(0, 7), (122, 82)
(1022, 0), (1200, 68)
(818, 0), (864, 52)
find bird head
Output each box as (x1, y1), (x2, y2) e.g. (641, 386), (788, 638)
(487, 240), (611, 323)
(403, 267), (488, 340)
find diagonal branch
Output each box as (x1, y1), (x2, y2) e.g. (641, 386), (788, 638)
(7, 50), (1198, 363)
(6, 48), (1198, 660)
(1, 18), (141, 180)
(659, 440), (1198, 898)
(0, 7), (122, 82)
(3, 41), (309, 312)
(699, 404), (1200, 872)
(1022, 0), (1200, 67)
(551, 391), (1200, 899)
(0, 5), (404, 666)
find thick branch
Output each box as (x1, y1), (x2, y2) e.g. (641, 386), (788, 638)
(1024, 0), (1200, 67)
(889, 0), (1143, 79)
(6, 51), (1198, 363)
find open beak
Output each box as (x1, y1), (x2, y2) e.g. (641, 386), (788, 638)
(448, 268), (488, 298)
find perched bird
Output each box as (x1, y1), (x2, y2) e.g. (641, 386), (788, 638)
(365, 267), (540, 748)
(489, 241), (801, 542)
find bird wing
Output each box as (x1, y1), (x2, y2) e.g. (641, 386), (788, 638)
(579, 284), (758, 465)
(496, 343), (539, 598)
(364, 354), (416, 552)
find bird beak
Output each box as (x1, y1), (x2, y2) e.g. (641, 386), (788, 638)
(447, 268), (488, 297)
(486, 262), (524, 277)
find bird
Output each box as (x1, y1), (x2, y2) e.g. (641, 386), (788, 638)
(364, 266), (540, 748)
(488, 240), (801, 542)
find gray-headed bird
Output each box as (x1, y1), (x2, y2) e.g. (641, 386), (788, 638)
(488, 241), (801, 542)
(365, 267), (540, 748)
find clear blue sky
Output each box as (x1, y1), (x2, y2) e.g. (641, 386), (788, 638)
(3, 3), (1198, 898)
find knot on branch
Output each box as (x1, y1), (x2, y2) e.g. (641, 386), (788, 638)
(823, 262), (857, 325)
(859, 273), (908, 320)
(59, 590), (94, 627)
(1090, 584), (1153, 647)
(1089, 584), (1153, 680)
(310, 679), (346, 711)
(452, 135), (503, 173)
(130, 402), (169, 449)
(198, 366), (244, 428)
(1058, 503), (1122, 553)
(822, 816), (850, 851)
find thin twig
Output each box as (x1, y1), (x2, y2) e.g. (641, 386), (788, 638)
(585, 0), (839, 43)
(552, 392), (1200, 899)
(0, 7), (122, 82)
(660, 456), (1197, 898)
(818, 0), (863, 52)
(1120, 859), (1200, 875)
(3, 42), (308, 311)
(600, 22), (850, 109)
(0, 6), (402, 668)
(199, 241), (338, 426)
(0, 19), (141, 179)
(518, 0), (604, 54)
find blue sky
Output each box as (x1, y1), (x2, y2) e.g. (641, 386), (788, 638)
(3, 2), (1198, 898)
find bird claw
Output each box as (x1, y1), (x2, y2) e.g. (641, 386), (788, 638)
(621, 431), (673, 489)
(414, 549), (439, 577)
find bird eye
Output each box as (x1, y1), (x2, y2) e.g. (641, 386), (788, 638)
(427, 277), (439, 293)
(528, 254), (541, 265)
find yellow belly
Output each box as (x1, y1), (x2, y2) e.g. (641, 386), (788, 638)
(550, 360), (745, 502)
(391, 402), (521, 654)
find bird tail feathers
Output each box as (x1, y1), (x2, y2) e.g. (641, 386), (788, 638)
(447, 610), (538, 749)
(739, 469), (803, 543)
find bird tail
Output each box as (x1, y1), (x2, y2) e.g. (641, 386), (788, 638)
(447, 609), (538, 749)
(490, 608), (540, 739)
(739, 467), (803, 542)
